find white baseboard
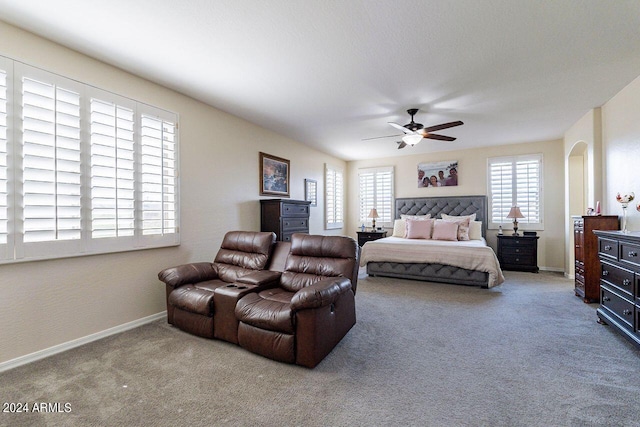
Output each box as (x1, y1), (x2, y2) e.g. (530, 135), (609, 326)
(0, 311), (167, 373)
(539, 266), (565, 273)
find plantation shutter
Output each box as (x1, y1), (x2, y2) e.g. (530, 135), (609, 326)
(488, 154), (542, 229)
(0, 67), (8, 258)
(358, 166), (394, 227)
(90, 98), (136, 238)
(21, 76), (82, 243)
(325, 164), (343, 229)
(140, 113), (177, 236)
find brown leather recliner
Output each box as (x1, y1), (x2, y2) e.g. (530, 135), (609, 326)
(157, 231), (279, 338)
(234, 233), (360, 368)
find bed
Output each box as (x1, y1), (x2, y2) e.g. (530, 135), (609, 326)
(360, 195), (504, 288)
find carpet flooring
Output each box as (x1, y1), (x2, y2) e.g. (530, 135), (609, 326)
(2, 271), (640, 426)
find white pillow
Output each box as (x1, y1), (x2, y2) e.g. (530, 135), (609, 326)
(469, 221), (482, 240)
(441, 213), (476, 222)
(400, 214), (431, 221)
(392, 219), (406, 237)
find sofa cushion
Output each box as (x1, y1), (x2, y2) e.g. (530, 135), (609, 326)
(168, 284), (216, 316)
(213, 231), (275, 282)
(235, 289), (296, 334)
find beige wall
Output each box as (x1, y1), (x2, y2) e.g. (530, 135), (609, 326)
(601, 74), (640, 231)
(346, 139), (566, 271)
(0, 22), (345, 365)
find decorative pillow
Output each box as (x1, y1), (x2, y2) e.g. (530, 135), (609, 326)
(469, 221), (482, 240)
(441, 213), (476, 222)
(442, 216), (471, 241)
(405, 218), (434, 239)
(392, 219), (407, 237)
(431, 220), (458, 241)
(400, 214), (431, 221)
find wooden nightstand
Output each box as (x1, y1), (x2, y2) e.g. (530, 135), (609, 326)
(357, 230), (387, 246)
(497, 235), (539, 273)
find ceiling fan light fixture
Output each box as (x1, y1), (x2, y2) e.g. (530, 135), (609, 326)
(402, 134), (423, 146)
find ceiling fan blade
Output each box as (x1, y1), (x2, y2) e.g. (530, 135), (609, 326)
(422, 121), (464, 133)
(396, 141), (407, 149)
(423, 133), (456, 142)
(361, 133), (403, 141)
(388, 122), (414, 135)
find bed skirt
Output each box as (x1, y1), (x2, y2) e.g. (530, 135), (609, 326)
(366, 262), (490, 288)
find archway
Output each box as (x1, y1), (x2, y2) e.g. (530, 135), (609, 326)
(567, 141), (588, 278)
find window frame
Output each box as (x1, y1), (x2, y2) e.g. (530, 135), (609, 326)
(325, 163), (344, 230)
(358, 166), (394, 228)
(487, 153), (543, 231)
(0, 58), (180, 264)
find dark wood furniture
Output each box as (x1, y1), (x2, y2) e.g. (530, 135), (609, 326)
(497, 235), (539, 273)
(357, 230), (387, 246)
(573, 215), (619, 303)
(594, 230), (640, 348)
(260, 199), (310, 242)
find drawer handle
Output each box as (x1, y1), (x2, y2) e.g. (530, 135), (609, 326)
(604, 245), (612, 251)
(602, 270), (609, 276)
(515, 249), (520, 253)
(515, 258), (520, 262)
(623, 309), (632, 316)
(603, 296), (611, 302)
(629, 251), (638, 257)
(623, 278), (630, 286)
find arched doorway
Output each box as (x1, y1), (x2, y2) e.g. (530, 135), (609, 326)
(567, 141), (588, 278)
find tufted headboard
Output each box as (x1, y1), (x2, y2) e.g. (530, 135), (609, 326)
(395, 195), (488, 237)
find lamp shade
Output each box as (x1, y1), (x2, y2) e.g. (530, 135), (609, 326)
(402, 134), (423, 146)
(368, 208), (379, 219)
(506, 206), (525, 219)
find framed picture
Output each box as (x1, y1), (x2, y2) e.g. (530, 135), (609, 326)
(305, 179), (317, 207)
(417, 160), (458, 188)
(260, 152), (290, 197)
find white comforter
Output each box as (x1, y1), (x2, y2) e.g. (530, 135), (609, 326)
(359, 236), (505, 288)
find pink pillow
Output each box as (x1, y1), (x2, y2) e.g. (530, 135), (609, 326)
(432, 220), (458, 241)
(442, 216), (471, 241)
(405, 218), (434, 239)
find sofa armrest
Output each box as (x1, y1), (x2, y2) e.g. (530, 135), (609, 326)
(235, 270), (282, 287)
(290, 277), (352, 311)
(158, 262), (218, 289)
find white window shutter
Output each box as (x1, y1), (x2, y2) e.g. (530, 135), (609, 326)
(358, 166), (394, 227)
(325, 164), (343, 229)
(0, 67), (8, 256)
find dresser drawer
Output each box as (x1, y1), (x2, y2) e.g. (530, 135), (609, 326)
(499, 238), (535, 248)
(600, 260), (634, 297)
(600, 286), (634, 331)
(281, 218), (309, 231)
(282, 203), (310, 217)
(620, 241), (640, 267)
(501, 245), (535, 256)
(501, 253), (534, 266)
(598, 238), (618, 260)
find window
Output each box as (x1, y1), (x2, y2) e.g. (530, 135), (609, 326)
(358, 166), (394, 228)
(325, 163), (343, 229)
(488, 154), (542, 229)
(0, 59), (179, 263)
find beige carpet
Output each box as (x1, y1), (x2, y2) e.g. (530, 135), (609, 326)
(2, 271), (640, 427)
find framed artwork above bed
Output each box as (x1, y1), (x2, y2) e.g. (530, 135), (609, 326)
(417, 160), (458, 188)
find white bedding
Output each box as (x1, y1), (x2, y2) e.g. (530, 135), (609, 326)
(359, 236), (505, 287)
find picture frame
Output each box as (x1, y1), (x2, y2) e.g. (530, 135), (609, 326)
(260, 152), (290, 197)
(305, 179), (317, 207)
(417, 160), (458, 188)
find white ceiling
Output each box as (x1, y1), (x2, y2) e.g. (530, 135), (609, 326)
(1, 0), (640, 161)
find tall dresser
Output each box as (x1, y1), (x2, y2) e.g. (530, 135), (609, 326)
(573, 215), (619, 303)
(594, 230), (640, 348)
(260, 199), (311, 242)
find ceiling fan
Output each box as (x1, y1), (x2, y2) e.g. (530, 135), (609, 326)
(365, 108), (463, 149)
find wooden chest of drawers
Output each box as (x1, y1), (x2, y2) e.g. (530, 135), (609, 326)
(260, 199), (311, 242)
(573, 215), (619, 302)
(497, 235), (539, 273)
(356, 230), (387, 246)
(594, 230), (640, 348)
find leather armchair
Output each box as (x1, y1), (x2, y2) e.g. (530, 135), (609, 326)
(158, 231), (279, 338)
(235, 233), (360, 368)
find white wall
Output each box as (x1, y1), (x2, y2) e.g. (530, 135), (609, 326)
(0, 22), (345, 365)
(346, 139), (566, 271)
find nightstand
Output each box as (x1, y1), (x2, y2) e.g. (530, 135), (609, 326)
(497, 235), (539, 273)
(357, 230), (387, 246)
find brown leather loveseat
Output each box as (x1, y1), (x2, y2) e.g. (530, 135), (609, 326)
(158, 231), (359, 368)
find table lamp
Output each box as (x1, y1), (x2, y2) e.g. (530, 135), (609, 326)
(506, 206), (525, 236)
(368, 208), (379, 230)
